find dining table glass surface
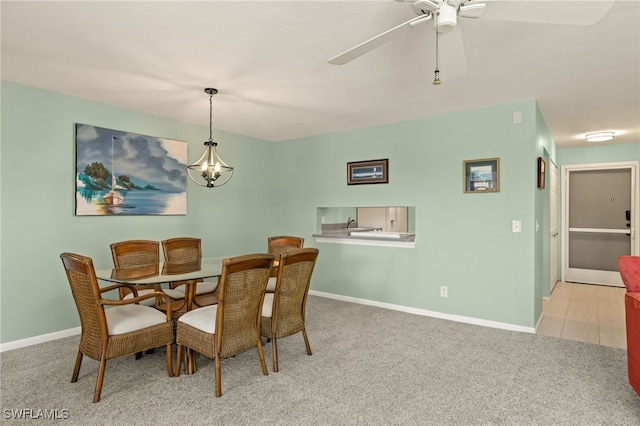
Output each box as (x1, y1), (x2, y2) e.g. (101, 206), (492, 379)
(95, 256), (227, 285)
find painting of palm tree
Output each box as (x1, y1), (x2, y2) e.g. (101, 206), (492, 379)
(75, 124), (188, 215)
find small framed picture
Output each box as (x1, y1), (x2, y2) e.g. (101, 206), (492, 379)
(347, 159), (389, 185)
(463, 158), (500, 193)
(537, 157), (546, 189)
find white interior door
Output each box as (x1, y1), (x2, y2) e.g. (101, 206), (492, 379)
(549, 161), (559, 292)
(562, 162), (638, 287)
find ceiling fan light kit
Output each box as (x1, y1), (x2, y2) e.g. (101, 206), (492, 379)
(585, 132), (615, 143)
(434, 3), (457, 33)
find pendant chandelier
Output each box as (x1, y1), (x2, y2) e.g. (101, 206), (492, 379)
(187, 88), (234, 188)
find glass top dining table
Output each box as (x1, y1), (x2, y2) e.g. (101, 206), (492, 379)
(95, 256), (227, 311)
(95, 256), (226, 285)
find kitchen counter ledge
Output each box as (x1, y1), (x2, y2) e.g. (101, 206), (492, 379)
(312, 232), (416, 248)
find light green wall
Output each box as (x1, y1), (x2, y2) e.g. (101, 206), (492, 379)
(272, 100), (542, 328)
(0, 81), (277, 343)
(558, 142), (640, 164)
(1, 81), (565, 344)
(534, 104), (558, 317)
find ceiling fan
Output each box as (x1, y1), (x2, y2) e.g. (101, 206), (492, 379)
(328, 0), (614, 83)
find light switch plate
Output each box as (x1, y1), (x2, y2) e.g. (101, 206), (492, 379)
(512, 220), (522, 233)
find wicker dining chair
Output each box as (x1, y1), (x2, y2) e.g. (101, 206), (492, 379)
(266, 236), (305, 291)
(175, 253), (274, 397)
(110, 240), (184, 307)
(60, 252), (175, 403)
(260, 248), (318, 372)
(161, 237), (218, 303)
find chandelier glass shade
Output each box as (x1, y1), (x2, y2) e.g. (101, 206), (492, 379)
(187, 88), (234, 188)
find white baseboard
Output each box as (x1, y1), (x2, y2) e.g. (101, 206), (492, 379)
(309, 290), (536, 334)
(0, 327), (80, 353)
(1, 291), (537, 352)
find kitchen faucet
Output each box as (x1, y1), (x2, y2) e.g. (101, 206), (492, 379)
(347, 217), (356, 228)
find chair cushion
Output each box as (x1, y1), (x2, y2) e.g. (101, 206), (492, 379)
(123, 288), (184, 305)
(265, 277), (277, 292)
(105, 304), (168, 335)
(123, 289), (156, 306)
(261, 293), (274, 318)
(178, 305), (218, 334)
(173, 280), (218, 296)
(161, 288), (186, 300)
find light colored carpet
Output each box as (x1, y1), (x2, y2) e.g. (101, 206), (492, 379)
(1, 296), (639, 425)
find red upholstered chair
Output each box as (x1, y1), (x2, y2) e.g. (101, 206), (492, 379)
(618, 255), (640, 397)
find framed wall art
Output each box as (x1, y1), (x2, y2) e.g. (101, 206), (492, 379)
(347, 159), (389, 185)
(537, 157), (546, 189)
(463, 157), (500, 193)
(75, 123), (188, 216)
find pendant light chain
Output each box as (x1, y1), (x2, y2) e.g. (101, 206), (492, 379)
(433, 11), (441, 86)
(209, 91), (213, 142)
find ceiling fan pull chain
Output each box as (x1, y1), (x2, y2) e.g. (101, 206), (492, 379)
(433, 11), (441, 85)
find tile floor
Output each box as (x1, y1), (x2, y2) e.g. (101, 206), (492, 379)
(537, 281), (627, 349)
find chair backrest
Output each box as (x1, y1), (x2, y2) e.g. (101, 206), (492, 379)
(60, 252), (107, 359)
(267, 236), (304, 258)
(110, 240), (159, 268)
(216, 253), (274, 358)
(162, 237), (202, 264)
(271, 248), (319, 338)
(619, 256), (640, 293)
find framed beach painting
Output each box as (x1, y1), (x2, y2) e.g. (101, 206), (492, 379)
(347, 159), (389, 185)
(463, 157), (500, 193)
(75, 124), (188, 216)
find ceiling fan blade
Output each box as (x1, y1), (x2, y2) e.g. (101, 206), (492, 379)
(412, 0), (439, 14)
(477, 0), (614, 25)
(459, 3), (485, 19)
(328, 14), (433, 65)
(438, 27), (467, 80)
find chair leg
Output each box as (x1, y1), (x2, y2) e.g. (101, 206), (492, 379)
(214, 355), (222, 398)
(175, 344), (183, 377)
(257, 338), (269, 375)
(93, 355), (107, 403)
(185, 348), (197, 374)
(184, 348), (197, 374)
(271, 336), (279, 373)
(71, 350), (83, 383)
(302, 328), (312, 356)
(165, 343), (174, 377)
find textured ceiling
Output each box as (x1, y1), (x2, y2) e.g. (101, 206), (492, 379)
(1, 0), (639, 147)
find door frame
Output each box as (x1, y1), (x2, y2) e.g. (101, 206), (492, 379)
(561, 161), (639, 286)
(549, 159), (559, 293)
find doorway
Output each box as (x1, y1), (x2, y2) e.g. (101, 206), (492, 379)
(562, 161), (638, 287)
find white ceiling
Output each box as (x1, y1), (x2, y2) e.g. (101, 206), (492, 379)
(1, 0), (639, 147)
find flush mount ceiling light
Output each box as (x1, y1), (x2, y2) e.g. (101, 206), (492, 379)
(187, 88), (234, 188)
(585, 131), (615, 143)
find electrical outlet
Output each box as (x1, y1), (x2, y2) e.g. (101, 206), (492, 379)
(440, 286), (448, 298)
